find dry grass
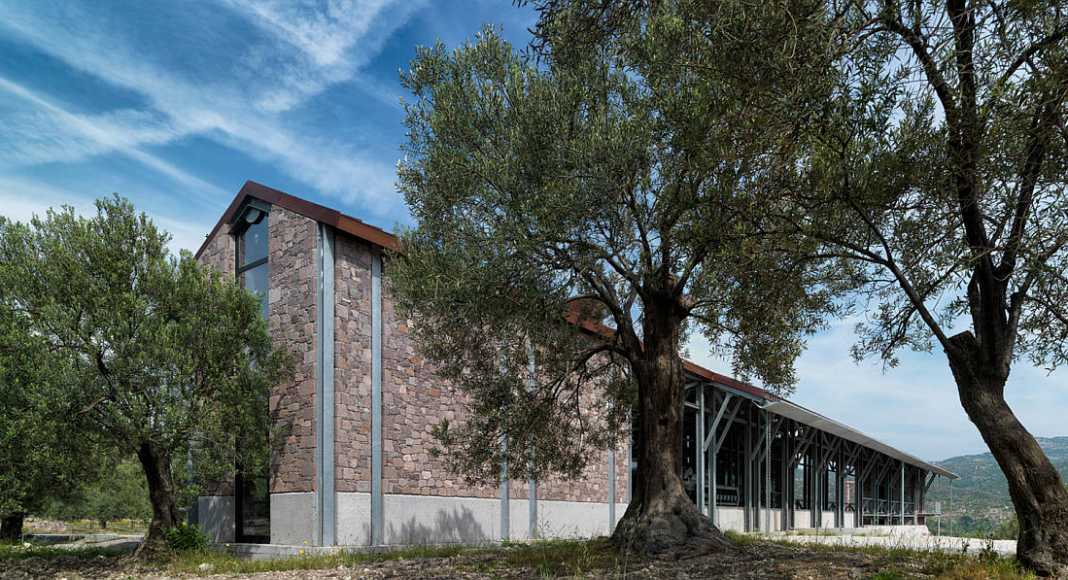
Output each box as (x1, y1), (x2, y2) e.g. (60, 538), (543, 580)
(1, 534), (1040, 579)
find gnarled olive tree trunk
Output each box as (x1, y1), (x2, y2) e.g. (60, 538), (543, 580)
(612, 298), (732, 556)
(947, 333), (1068, 576)
(136, 441), (180, 556)
(0, 512), (24, 542)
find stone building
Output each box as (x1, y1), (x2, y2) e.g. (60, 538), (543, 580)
(194, 181), (956, 547)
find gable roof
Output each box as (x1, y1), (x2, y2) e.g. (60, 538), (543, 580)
(202, 181), (957, 479)
(194, 180), (399, 259)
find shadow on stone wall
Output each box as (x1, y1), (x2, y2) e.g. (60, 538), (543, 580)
(360, 506), (489, 545)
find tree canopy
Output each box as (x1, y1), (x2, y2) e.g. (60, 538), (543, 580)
(0, 294), (101, 540)
(392, 15), (838, 553)
(0, 197), (289, 552)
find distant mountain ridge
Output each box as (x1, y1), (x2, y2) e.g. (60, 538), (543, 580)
(926, 436), (1068, 523)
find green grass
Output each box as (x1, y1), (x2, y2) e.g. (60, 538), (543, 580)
(737, 533), (1035, 580)
(167, 543), (470, 575)
(25, 517), (148, 535)
(167, 539), (629, 577)
(0, 540), (127, 561)
(2, 533), (1039, 579)
(480, 539), (627, 577)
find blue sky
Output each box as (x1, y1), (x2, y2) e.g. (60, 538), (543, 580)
(1, 1), (1064, 464)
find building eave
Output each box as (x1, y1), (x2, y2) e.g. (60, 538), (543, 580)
(194, 180), (400, 259)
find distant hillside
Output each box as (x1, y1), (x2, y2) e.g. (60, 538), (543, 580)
(926, 436), (1068, 531)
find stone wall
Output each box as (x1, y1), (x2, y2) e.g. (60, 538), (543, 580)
(330, 230), (617, 504)
(198, 224), (235, 278)
(379, 256), (501, 499)
(334, 234), (373, 493)
(266, 206), (318, 493)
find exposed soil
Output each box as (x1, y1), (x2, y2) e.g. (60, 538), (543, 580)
(0, 540), (947, 580)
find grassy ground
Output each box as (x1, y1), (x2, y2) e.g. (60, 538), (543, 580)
(24, 517), (148, 535)
(0, 534), (1037, 579)
(163, 540), (629, 576)
(728, 532), (1033, 579)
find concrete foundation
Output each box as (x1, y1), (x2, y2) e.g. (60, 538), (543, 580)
(197, 496), (235, 543)
(202, 492), (632, 547)
(270, 492), (317, 545)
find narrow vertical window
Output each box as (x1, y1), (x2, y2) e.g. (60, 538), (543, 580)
(238, 208), (269, 319)
(234, 205), (270, 544)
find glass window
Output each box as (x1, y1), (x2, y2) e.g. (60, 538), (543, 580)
(243, 263), (269, 319)
(239, 211), (268, 267)
(234, 205), (271, 544)
(237, 208), (269, 320)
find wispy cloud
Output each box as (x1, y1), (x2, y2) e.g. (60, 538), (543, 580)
(0, 76), (226, 201)
(0, 0), (419, 214)
(0, 176), (210, 255)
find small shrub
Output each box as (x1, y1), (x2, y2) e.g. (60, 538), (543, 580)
(165, 523), (209, 552)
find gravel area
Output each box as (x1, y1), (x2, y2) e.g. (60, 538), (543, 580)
(0, 541), (920, 580)
(772, 531), (1017, 557)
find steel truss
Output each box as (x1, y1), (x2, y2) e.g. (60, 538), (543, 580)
(682, 378), (933, 532)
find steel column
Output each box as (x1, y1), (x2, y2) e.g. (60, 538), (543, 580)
(370, 252), (383, 545)
(527, 345), (537, 538)
(764, 409), (771, 532)
(899, 461), (905, 525)
(500, 435), (509, 539)
(697, 386), (705, 516)
(608, 449), (616, 532)
(315, 223), (336, 546)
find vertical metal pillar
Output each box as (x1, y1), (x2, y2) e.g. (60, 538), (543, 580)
(812, 437), (820, 528)
(764, 409), (771, 532)
(608, 449), (616, 532)
(857, 452), (864, 528)
(697, 386), (705, 516)
(500, 436), (509, 540)
(744, 403), (752, 531)
(370, 252), (383, 545)
(526, 344), (537, 539)
(900, 461), (905, 525)
(783, 422), (791, 531)
(833, 444), (841, 525)
(315, 223), (336, 546)
(711, 399), (718, 525)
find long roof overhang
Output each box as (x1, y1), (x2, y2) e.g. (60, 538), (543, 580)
(761, 399), (958, 479)
(203, 182), (959, 481)
(684, 363), (958, 479)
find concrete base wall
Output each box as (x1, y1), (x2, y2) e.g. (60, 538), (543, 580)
(715, 507), (745, 531)
(381, 493), (499, 545)
(270, 492), (317, 545)
(200, 492), (873, 547)
(537, 499), (627, 539)
(822, 511), (836, 528)
(336, 492), (371, 545)
(323, 492), (630, 546)
(761, 509), (784, 532)
(198, 496), (235, 543)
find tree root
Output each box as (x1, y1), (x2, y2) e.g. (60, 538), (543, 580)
(611, 496), (734, 560)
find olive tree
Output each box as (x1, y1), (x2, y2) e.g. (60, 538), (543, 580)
(768, 1), (1068, 574)
(0, 198), (289, 554)
(0, 304), (100, 540)
(532, 0), (1068, 572)
(390, 21), (836, 555)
